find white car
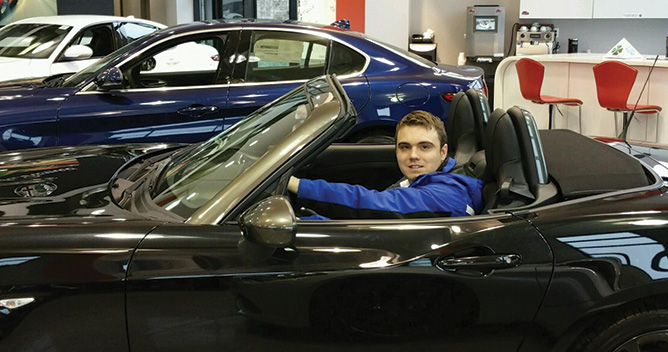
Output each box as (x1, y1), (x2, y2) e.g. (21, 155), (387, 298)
(0, 15), (165, 82)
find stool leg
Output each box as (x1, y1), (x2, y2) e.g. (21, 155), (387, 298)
(614, 112), (619, 137)
(578, 105), (582, 134)
(548, 104), (554, 129)
(655, 112), (659, 143)
(620, 112), (630, 140)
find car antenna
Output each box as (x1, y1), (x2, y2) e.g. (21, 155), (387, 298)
(621, 54), (659, 148)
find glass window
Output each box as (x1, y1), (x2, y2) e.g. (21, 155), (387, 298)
(151, 77), (334, 218)
(245, 31), (328, 82)
(328, 41), (365, 75)
(123, 34), (227, 89)
(70, 25), (115, 57)
(117, 22), (160, 46)
(0, 23), (71, 59)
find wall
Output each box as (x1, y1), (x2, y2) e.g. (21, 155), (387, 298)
(546, 19), (668, 56)
(409, 0), (520, 65)
(365, 0), (410, 50)
(57, 0), (114, 15)
(113, 1), (668, 61)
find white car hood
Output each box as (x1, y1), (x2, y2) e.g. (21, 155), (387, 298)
(0, 57), (49, 81)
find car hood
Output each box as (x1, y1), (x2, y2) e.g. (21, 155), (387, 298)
(0, 143), (179, 218)
(0, 57), (36, 81)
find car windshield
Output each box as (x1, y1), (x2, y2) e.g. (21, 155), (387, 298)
(0, 23), (71, 59)
(61, 39), (145, 87)
(151, 77), (334, 218)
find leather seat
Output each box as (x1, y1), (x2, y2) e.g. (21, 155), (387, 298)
(482, 106), (558, 212)
(447, 89), (490, 165)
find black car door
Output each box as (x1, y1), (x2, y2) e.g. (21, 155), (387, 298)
(54, 30), (240, 146)
(126, 213), (553, 352)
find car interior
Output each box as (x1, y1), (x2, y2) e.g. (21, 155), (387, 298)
(292, 88), (657, 218)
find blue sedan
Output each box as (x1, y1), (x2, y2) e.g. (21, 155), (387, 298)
(0, 20), (484, 150)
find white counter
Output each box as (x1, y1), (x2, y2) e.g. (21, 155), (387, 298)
(494, 54), (668, 142)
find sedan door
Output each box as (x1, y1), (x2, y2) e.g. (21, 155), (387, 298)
(54, 30), (239, 146)
(125, 212), (553, 352)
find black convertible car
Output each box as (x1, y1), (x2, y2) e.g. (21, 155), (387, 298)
(1, 75), (668, 352)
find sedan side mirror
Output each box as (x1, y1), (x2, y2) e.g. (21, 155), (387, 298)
(240, 195), (296, 248)
(94, 67), (124, 91)
(62, 45), (94, 61)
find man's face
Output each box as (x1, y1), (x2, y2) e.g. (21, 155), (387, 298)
(396, 125), (447, 183)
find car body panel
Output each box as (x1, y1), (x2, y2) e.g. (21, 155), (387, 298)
(0, 20), (483, 150)
(3, 76), (666, 351)
(0, 15), (165, 82)
(124, 213), (552, 352)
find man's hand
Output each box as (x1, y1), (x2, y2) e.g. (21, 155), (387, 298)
(287, 176), (300, 194)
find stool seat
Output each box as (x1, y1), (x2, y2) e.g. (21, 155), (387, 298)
(605, 104), (662, 114)
(532, 95), (583, 106)
(516, 58), (583, 132)
(593, 60), (662, 141)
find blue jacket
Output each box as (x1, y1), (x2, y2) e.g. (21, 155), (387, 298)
(297, 158), (483, 219)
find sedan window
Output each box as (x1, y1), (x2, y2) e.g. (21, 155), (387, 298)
(116, 21), (160, 46)
(122, 34), (228, 89)
(328, 40), (366, 76)
(245, 31), (329, 82)
(69, 24), (115, 57)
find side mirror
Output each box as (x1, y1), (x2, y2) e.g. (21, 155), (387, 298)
(94, 67), (124, 91)
(62, 45), (93, 60)
(240, 195), (296, 248)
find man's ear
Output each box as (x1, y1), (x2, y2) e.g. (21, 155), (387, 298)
(440, 144), (448, 161)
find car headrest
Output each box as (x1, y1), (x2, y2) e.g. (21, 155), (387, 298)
(483, 108), (535, 209)
(465, 88), (490, 150)
(506, 106), (549, 195)
(447, 91), (478, 165)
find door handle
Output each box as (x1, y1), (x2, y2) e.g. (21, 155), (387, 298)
(178, 104), (219, 118)
(436, 254), (521, 272)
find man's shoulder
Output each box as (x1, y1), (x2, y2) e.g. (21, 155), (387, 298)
(415, 170), (483, 188)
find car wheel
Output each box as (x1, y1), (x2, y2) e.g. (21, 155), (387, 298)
(571, 300), (668, 352)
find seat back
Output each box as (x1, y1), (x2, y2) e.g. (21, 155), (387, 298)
(507, 106), (549, 194)
(515, 58), (545, 102)
(592, 60), (637, 111)
(483, 106), (558, 211)
(465, 88), (490, 150)
(447, 91), (478, 165)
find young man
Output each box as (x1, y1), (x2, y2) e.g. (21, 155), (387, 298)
(287, 110), (483, 219)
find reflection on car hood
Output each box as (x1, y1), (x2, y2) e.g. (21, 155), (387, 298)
(0, 143), (176, 218)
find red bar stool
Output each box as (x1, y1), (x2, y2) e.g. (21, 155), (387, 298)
(592, 60), (661, 141)
(515, 57), (583, 131)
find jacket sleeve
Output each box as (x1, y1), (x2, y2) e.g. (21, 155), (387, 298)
(297, 178), (475, 217)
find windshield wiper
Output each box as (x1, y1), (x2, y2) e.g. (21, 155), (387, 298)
(43, 73), (73, 87)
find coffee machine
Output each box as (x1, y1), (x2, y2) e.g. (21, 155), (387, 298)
(465, 5), (506, 107)
(516, 22), (556, 55)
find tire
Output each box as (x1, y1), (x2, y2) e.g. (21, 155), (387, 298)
(570, 299), (668, 352)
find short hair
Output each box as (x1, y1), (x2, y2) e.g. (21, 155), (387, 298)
(395, 110), (447, 147)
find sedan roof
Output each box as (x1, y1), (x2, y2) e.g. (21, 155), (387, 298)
(9, 15), (166, 29)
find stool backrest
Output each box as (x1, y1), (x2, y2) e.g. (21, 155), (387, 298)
(515, 58), (545, 102)
(593, 60), (638, 111)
